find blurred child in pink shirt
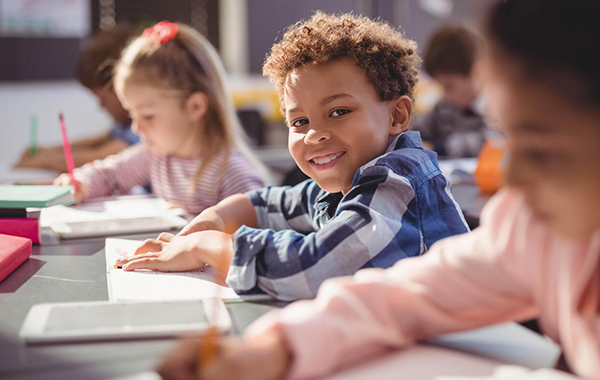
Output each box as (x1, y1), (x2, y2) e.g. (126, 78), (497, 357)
(157, 1), (600, 379)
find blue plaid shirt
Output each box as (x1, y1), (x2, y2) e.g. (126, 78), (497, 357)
(227, 132), (469, 300)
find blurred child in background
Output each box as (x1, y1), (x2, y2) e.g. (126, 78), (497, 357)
(15, 26), (139, 172)
(157, 0), (600, 379)
(55, 21), (266, 214)
(411, 25), (492, 157)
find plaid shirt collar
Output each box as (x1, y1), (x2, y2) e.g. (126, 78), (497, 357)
(313, 131), (424, 224)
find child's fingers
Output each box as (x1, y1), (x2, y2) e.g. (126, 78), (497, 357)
(134, 239), (165, 255)
(156, 336), (204, 380)
(121, 256), (164, 271)
(166, 201), (184, 210)
(72, 183), (87, 204)
(115, 252), (159, 269)
(116, 251), (160, 265)
(158, 232), (175, 242)
(53, 173), (72, 186)
(198, 337), (288, 380)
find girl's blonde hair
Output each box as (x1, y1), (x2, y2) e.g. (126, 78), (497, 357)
(114, 23), (270, 189)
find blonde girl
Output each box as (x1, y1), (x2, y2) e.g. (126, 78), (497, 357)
(55, 21), (267, 214)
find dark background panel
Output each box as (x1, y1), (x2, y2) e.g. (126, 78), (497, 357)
(1, 0), (219, 82)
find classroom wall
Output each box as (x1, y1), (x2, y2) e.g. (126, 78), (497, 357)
(0, 81), (112, 163)
(246, 0), (495, 74)
(0, 0), (494, 165)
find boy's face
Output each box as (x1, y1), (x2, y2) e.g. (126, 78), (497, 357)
(92, 85), (131, 125)
(435, 73), (479, 110)
(482, 49), (600, 239)
(284, 59), (405, 194)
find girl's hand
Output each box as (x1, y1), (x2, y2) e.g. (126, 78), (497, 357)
(53, 173), (88, 203)
(157, 330), (291, 380)
(166, 201), (184, 210)
(118, 230), (234, 274)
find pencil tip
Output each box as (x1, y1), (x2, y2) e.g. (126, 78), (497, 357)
(59, 112), (64, 121)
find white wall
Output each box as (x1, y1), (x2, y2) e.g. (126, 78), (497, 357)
(0, 81), (112, 164)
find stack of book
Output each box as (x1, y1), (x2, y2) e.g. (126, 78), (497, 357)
(0, 185), (74, 244)
(0, 234), (31, 283)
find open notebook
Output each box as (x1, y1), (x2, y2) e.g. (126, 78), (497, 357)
(105, 238), (241, 301)
(41, 195), (188, 239)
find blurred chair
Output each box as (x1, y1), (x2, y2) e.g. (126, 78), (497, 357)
(237, 109), (266, 146)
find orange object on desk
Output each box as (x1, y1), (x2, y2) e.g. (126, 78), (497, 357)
(474, 139), (508, 193)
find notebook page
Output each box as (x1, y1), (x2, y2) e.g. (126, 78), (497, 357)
(106, 238), (240, 301)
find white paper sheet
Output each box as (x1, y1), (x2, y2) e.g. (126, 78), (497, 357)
(328, 346), (576, 380)
(325, 346), (496, 379)
(40, 196), (189, 239)
(428, 322), (561, 369)
(106, 349), (578, 380)
(41, 195), (186, 225)
(105, 238), (240, 301)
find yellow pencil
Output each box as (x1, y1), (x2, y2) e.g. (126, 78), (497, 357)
(198, 267), (226, 372)
(199, 325), (219, 368)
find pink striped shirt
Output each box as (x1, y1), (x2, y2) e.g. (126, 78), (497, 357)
(74, 143), (265, 214)
(247, 188), (600, 379)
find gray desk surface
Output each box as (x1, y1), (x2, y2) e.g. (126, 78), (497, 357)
(451, 184), (492, 226)
(0, 234), (287, 380)
(0, 186), (499, 380)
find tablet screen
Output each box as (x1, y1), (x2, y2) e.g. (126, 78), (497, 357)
(44, 301), (207, 333)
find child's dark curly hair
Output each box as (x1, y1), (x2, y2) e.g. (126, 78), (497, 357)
(486, 0), (600, 107)
(263, 11), (420, 112)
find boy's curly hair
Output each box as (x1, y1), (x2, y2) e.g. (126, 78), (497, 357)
(263, 11), (420, 112)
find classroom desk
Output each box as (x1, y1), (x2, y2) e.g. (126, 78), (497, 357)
(0, 235), (287, 380)
(452, 183), (493, 228)
(0, 232), (559, 380)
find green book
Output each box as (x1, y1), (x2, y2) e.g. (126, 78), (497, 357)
(0, 185), (75, 209)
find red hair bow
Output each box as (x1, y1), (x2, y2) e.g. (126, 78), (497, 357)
(143, 21), (179, 43)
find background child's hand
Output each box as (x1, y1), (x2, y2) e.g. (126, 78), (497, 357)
(157, 331), (290, 380)
(53, 173), (88, 203)
(14, 147), (67, 172)
(166, 201), (184, 210)
(118, 230), (234, 273)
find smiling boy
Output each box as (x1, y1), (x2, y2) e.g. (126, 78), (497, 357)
(119, 12), (469, 301)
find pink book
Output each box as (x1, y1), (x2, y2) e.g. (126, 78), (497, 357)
(0, 218), (39, 244)
(0, 234), (32, 283)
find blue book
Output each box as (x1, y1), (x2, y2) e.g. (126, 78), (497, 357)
(0, 185), (74, 209)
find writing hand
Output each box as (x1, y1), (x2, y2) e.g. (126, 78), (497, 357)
(53, 173), (87, 203)
(157, 331), (290, 380)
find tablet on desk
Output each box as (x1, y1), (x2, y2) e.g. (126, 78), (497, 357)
(50, 214), (188, 239)
(20, 299), (231, 344)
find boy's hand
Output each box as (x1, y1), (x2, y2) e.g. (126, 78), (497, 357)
(133, 232), (176, 256)
(157, 330), (291, 380)
(178, 208), (226, 236)
(117, 230), (234, 274)
(53, 173), (88, 203)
